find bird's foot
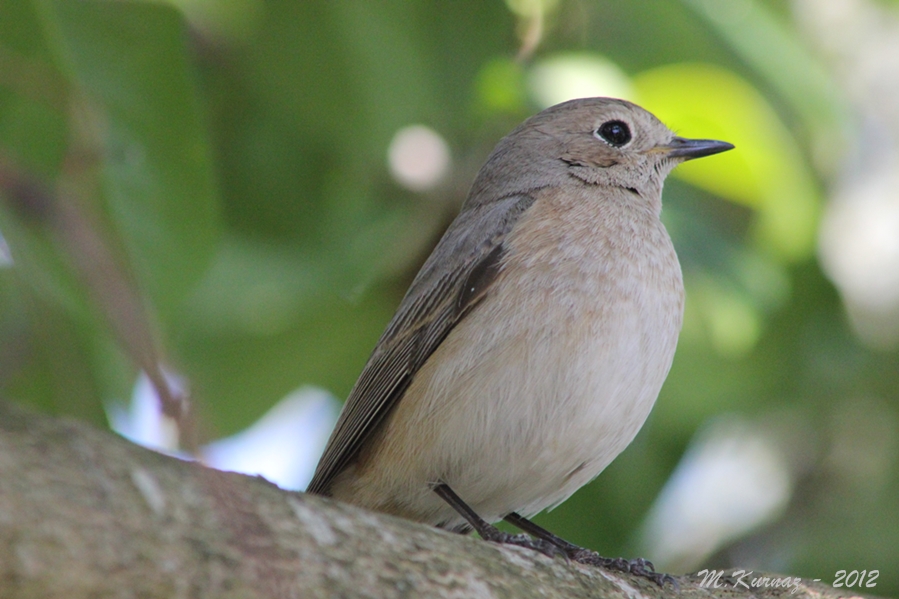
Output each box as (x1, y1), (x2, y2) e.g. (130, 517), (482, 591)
(566, 550), (677, 588)
(478, 527), (562, 558)
(432, 483), (563, 558)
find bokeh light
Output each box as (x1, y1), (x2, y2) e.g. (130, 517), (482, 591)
(387, 125), (451, 193)
(639, 417), (793, 572)
(527, 53), (633, 108)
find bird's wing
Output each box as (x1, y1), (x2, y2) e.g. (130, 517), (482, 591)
(305, 193), (537, 495)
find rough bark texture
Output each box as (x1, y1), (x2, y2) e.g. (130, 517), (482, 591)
(0, 401), (872, 599)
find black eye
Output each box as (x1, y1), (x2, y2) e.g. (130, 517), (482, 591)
(596, 120), (632, 147)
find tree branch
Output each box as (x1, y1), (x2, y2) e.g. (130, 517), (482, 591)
(0, 401), (868, 598)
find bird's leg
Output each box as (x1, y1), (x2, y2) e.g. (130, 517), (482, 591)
(431, 482), (561, 558)
(503, 512), (676, 588)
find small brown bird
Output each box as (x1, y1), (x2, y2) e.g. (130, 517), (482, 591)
(307, 97), (732, 581)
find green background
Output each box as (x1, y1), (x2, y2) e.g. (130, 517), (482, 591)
(0, 0), (896, 593)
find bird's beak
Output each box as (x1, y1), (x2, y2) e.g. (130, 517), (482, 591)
(658, 137), (735, 161)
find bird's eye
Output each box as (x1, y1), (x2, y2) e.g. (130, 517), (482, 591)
(595, 120), (632, 147)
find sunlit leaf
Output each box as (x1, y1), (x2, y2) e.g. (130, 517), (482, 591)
(680, 0), (848, 170)
(634, 63), (820, 261)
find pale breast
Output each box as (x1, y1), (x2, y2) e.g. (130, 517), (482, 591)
(451, 186), (683, 516)
(338, 185), (684, 528)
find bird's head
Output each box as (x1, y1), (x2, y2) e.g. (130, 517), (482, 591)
(470, 97), (733, 211)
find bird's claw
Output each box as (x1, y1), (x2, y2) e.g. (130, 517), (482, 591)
(481, 530), (562, 558)
(566, 550), (678, 588)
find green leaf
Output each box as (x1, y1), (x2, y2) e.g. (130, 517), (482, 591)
(45, 0), (221, 320)
(680, 0), (849, 166)
(634, 63), (821, 261)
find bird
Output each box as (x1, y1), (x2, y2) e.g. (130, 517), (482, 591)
(306, 97), (733, 581)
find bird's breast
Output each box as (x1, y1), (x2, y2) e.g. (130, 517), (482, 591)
(340, 185), (684, 526)
(413, 186), (683, 518)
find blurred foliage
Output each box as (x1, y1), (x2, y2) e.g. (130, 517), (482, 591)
(0, 0), (896, 592)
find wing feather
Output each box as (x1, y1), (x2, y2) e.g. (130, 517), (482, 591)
(306, 194), (536, 495)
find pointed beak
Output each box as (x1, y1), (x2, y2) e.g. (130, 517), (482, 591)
(661, 137), (734, 160)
